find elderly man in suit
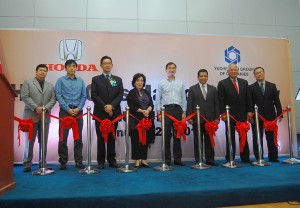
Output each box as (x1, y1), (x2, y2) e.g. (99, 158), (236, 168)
(249, 67), (282, 162)
(91, 56), (124, 169)
(217, 64), (252, 163)
(21, 64), (56, 172)
(187, 69), (220, 166)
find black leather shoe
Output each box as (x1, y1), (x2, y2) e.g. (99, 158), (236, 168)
(165, 162), (171, 166)
(174, 161), (185, 166)
(109, 162), (119, 168)
(269, 159), (280, 162)
(206, 161), (218, 166)
(75, 163), (85, 169)
(241, 159), (251, 163)
(23, 166), (31, 172)
(60, 163), (67, 170)
(97, 163), (104, 169)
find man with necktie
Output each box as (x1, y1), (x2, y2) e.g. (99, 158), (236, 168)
(217, 64), (252, 163)
(91, 56), (124, 169)
(187, 69), (220, 166)
(249, 67), (282, 162)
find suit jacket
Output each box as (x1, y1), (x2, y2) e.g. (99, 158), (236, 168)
(187, 83), (220, 123)
(217, 77), (251, 121)
(249, 81), (282, 120)
(21, 78), (56, 123)
(127, 88), (155, 123)
(126, 88), (155, 141)
(91, 74), (124, 119)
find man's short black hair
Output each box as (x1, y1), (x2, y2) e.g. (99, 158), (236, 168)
(132, 73), (146, 88)
(36, 64), (48, 71)
(100, 56), (113, 65)
(65, 59), (77, 68)
(253, 66), (265, 74)
(198, 69), (208, 77)
(166, 62), (176, 69)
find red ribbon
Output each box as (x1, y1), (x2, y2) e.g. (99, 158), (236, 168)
(199, 115), (219, 148)
(235, 121), (250, 152)
(91, 113), (126, 143)
(165, 112), (196, 141)
(47, 113), (87, 142)
(136, 118), (152, 145)
(14, 114), (41, 146)
(257, 110), (289, 147)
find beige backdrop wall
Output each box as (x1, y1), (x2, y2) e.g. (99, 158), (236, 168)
(0, 30), (295, 163)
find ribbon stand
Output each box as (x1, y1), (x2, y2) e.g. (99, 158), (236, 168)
(222, 105), (241, 168)
(118, 106), (137, 172)
(154, 106), (174, 171)
(283, 105), (300, 164)
(79, 106), (99, 174)
(33, 106), (55, 176)
(191, 105), (211, 170)
(251, 105), (270, 167)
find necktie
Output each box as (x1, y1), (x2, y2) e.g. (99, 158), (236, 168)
(106, 75), (110, 81)
(260, 82), (265, 95)
(233, 79), (239, 94)
(201, 85), (207, 100)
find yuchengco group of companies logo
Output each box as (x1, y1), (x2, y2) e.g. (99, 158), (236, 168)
(47, 39), (98, 72)
(214, 45), (254, 77)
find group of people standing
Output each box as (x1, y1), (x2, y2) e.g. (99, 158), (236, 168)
(21, 56), (282, 173)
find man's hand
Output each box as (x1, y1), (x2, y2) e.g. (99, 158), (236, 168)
(35, 107), (43, 114)
(188, 119), (193, 125)
(182, 112), (186, 120)
(104, 104), (113, 113)
(221, 114), (227, 122)
(157, 111), (162, 122)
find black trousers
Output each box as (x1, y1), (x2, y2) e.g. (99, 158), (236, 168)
(192, 122), (215, 163)
(95, 120), (118, 164)
(164, 106), (183, 164)
(251, 119), (278, 161)
(130, 129), (149, 160)
(225, 119), (250, 162)
(58, 109), (84, 165)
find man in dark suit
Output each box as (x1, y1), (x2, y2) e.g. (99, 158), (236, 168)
(217, 64), (251, 163)
(249, 67), (282, 162)
(21, 64), (56, 172)
(187, 69), (220, 166)
(91, 56), (124, 169)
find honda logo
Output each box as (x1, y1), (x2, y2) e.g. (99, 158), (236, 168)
(59, 39), (82, 60)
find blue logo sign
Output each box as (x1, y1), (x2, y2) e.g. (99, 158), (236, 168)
(225, 46), (240, 64)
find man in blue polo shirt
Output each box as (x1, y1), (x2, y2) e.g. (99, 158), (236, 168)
(55, 59), (87, 170)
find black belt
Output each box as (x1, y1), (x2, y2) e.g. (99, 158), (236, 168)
(68, 105), (78, 109)
(164, 104), (181, 108)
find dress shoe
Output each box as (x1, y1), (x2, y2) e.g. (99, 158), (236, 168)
(165, 162), (171, 166)
(75, 163), (85, 169)
(39, 164), (53, 170)
(140, 162), (150, 168)
(241, 159), (251, 163)
(206, 161), (218, 166)
(109, 162), (119, 168)
(269, 159), (280, 162)
(59, 163), (67, 170)
(97, 163), (104, 169)
(174, 161), (185, 166)
(23, 166), (31, 172)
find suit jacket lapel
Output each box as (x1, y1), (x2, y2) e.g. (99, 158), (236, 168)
(196, 84), (205, 100)
(255, 81), (264, 96)
(33, 78), (43, 93)
(101, 74), (110, 87)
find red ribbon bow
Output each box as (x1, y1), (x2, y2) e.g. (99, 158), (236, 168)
(263, 121), (278, 147)
(60, 116), (79, 142)
(99, 119), (116, 143)
(165, 112), (196, 141)
(204, 122), (218, 147)
(235, 121), (250, 153)
(136, 118), (152, 145)
(14, 116), (35, 146)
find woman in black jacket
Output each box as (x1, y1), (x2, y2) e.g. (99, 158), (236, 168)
(126, 73), (155, 168)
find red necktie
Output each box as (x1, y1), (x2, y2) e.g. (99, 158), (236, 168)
(233, 79), (239, 94)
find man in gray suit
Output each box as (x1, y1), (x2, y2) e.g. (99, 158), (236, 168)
(187, 69), (220, 166)
(21, 64), (56, 172)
